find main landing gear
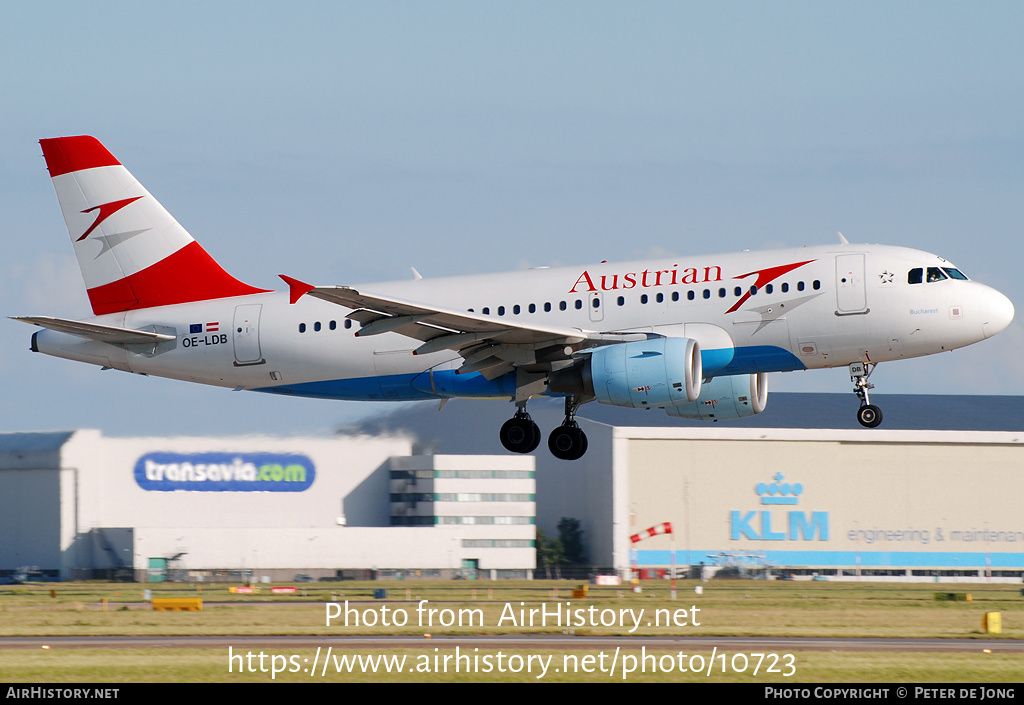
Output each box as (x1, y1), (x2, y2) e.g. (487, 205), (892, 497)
(499, 396), (589, 460)
(850, 361), (883, 428)
(499, 404), (541, 454)
(548, 396), (588, 461)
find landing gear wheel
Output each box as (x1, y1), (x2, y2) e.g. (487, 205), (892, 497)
(548, 424), (588, 461)
(856, 404), (883, 428)
(849, 362), (883, 429)
(500, 416), (540, 453)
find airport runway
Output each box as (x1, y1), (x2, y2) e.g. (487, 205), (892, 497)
(1, 635), (1021, 652)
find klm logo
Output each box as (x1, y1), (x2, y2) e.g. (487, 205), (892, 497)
(730, 473), (829, 541)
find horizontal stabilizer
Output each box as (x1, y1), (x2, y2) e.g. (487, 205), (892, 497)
(11, 316), (176, 345)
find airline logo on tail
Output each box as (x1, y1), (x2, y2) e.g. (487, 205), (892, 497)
(77, 196), (144, 241)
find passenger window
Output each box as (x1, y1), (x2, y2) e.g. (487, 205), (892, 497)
(703, 289), (710, 299)
(498, 306), (505, 316)
(926, 267), (947, 283)
(812, 280), (820, 290)
(592, 298), (600, 309)
(687, 291), (695, 301)
(575, 299), (583, 310)
(617, 296), (625, 306)
(734, 286), (742, 297)
(765, 284), (773, 294)
(797, 281), (805, 292)
(718, 288), (726, 298)
(528, 303), (536, 313)
(640, 294), (648, 304)
(781, 282), (789, 293)
(329, 320), (337, 330)
(544, 302), (552, 312)
(656, 293), (664, 303)
(482, 307), (490, 315)
(671, 292), (679, 302)
(344, 320), (352, 329)
(750, 286), (758, 295)
(314, 321), (321, 332)
(559, 301), (567, 311)
(299, 323), (306, 333)
(513, 304), (521, 314)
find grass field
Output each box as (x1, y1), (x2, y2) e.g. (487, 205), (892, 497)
(1, 579), (1021, 682)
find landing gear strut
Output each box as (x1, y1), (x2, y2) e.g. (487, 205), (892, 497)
(499, 403), (541, 453)
(548, 396), (589, 461)
(850, 361), (883, 428)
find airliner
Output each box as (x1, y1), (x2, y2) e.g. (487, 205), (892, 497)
(14, 136), (1015, 460)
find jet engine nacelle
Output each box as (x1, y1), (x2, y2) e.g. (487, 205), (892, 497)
(550, 337), (701, 408)
(665, 372), (767, 420)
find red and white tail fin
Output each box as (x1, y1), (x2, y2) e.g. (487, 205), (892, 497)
(39, 136), (267, 315)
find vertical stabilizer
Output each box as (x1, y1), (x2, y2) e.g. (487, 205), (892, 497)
(39, 136), (268, 315)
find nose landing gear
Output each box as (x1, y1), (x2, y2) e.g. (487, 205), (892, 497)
(850, 361), (883, 428)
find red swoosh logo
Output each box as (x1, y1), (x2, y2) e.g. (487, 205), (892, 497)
(725, 259), (816, 314)
(77, 196), (144, 241)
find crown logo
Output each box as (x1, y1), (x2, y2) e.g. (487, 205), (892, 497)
(756, 472), (803, 505)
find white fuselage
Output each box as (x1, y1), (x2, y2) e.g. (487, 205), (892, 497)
(33, 243), (1013, 402)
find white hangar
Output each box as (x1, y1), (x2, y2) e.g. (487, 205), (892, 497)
(0, 430), (536, 581)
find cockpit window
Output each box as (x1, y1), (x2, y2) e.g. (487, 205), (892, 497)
(926, 267), (948, 283)
(942, 267), (968, 280)
(908, 268), (923, 284)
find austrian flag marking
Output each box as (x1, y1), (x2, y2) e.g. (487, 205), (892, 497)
(189, 322), (220, 334)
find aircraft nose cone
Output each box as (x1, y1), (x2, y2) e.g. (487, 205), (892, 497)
(982, 288), (1014, 339)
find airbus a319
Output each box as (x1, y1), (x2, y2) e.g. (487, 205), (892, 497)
(15, 136), (1015, 459)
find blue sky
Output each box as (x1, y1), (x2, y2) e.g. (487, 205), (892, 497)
(2, 2), (1022, 435)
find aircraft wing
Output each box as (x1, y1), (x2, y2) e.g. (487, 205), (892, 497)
(280, 275), (646, 376)
(11, 316), (176, 346)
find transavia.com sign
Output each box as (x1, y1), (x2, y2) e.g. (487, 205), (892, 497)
(134, 452), (315, 492)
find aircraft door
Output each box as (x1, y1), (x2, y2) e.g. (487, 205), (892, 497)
(836, 254), (867, 314)
(232, 304), (264, 366)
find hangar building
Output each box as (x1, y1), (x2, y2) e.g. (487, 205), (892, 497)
(0, 430), (535, 581)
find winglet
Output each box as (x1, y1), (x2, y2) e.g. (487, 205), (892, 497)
(279, 275), (315, 304)
(837, 231), (849, 245)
